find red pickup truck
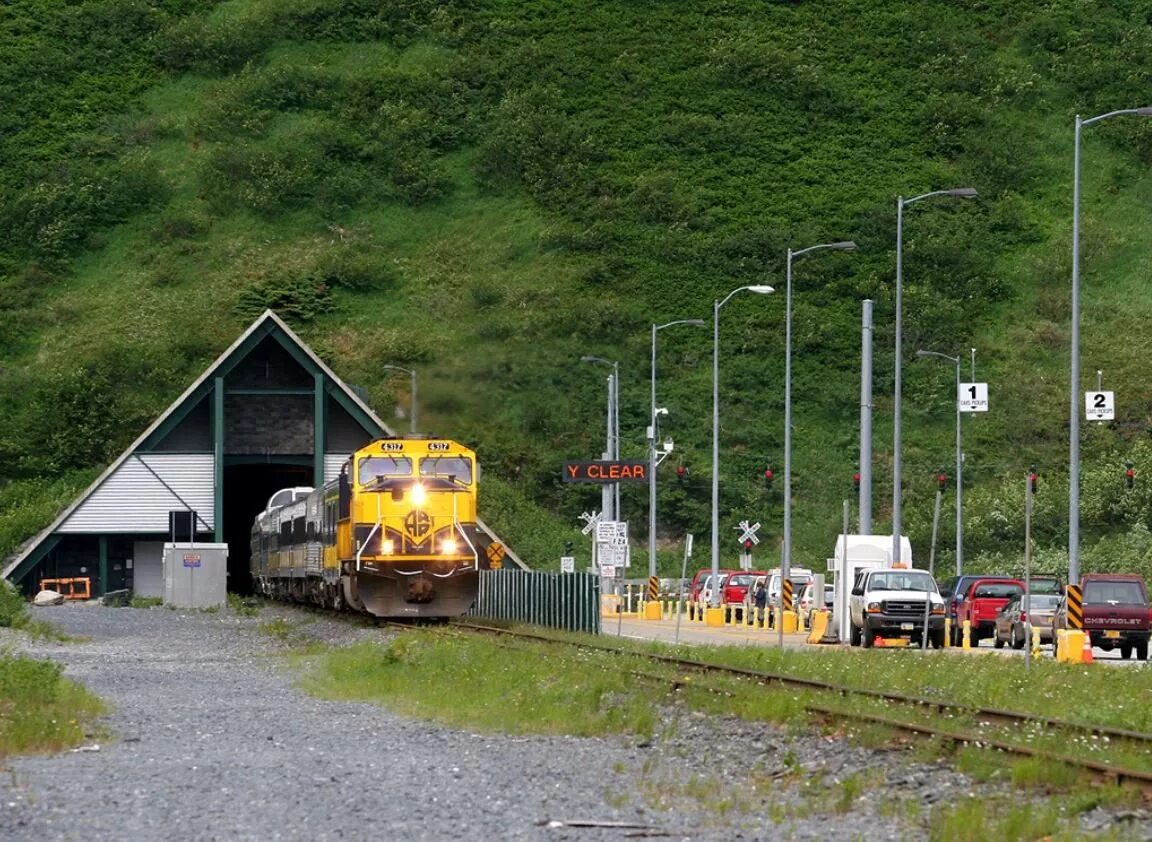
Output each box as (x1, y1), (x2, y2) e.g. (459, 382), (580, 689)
(1054, 574), (1151, 660)
(954, 577), (1024, 644)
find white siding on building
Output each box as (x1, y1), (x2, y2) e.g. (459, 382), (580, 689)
(60, 454), (215, 533)
(324, 454), (350, 483)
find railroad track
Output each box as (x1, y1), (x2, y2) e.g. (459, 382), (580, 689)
(441, 620), (1152, 792)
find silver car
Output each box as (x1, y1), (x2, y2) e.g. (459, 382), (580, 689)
(993, 594), (1061, 649)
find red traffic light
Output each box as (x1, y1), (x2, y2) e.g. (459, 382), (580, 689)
(852, 471), (861, 491)
(1028, 467), (1038, 494)
(743, 539), (753, 550)
(1126, 462), (1135, 490)
(937, 472), (948, 490)
(763, 468), (774, 484)
(676, 464), (686, 479)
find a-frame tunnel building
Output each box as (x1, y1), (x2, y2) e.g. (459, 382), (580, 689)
(3, 310), (520, 597)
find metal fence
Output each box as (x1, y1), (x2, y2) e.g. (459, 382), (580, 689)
(469, 570), (601, 634)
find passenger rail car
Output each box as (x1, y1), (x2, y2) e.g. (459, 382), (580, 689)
(250, 437), (484, 618)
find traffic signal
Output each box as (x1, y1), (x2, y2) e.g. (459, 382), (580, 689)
(937, 470), (948, 491)
(743, 539), (753, 551)
(564, 541), (574, 555)
(1028, 466), (1038, 494)
(1125, 461), (1135, 490)
(852, 471), (861, 493)
(763, 467), (774, 486)
(676, 463), (686, 481)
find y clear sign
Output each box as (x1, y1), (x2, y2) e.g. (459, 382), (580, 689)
(1085, 391), (1115, 421)
(958, 382), (989, 413)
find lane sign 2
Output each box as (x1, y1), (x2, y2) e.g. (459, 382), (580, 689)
(1085, 391), (1115, 421)
(958, 382), (989, 413)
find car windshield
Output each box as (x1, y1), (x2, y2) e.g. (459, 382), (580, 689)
(869, 572), (936, 592)
(1084, 581), (1146, 605)
(1024, 595), (1060, 610)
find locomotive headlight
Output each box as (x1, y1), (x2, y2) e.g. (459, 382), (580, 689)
(381, 539), (395, 555)
(410, 483), (427, 505)
(441, 538), (458, 554)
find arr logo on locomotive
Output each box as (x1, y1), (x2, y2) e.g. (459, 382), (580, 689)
(404, 509), (432, 541)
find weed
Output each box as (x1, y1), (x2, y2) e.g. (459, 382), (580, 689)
(259, 618), (295, 640)
(0, 653), (105, 757)
(129, 596), (163, 609)
(227, 594), (262, 617)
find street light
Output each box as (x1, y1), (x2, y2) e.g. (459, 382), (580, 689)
(892, 187), (977, 566)
(782, 241), (856, 642)
(1069, 106), (1152, 585)
(710, 285), (774, 609)
(916, 349), (963, 576)
(382, 365), (417, 434)
(650, 320), (707, 582)
(581, 356), (620, 522)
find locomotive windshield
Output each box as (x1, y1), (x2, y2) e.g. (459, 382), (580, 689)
(420, 456), (473, 485)
(358, 456), (414, 485)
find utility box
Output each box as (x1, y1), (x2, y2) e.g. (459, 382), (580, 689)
(162, 543), (228, 609)
(830, 535), (912, 643)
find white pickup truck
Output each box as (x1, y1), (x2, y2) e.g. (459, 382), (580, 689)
(848, 567), (946, 648)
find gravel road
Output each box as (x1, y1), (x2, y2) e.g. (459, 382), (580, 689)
(0, 602), (1146, 840)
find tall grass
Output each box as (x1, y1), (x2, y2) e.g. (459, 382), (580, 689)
(0, 654), (106, 757)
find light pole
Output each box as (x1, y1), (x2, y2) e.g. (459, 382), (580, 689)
(581, 355), (620, 521)
(649, 320), (706, 581)
(916, 349), (963, 576)
(783, 241), (856, 642)
(382, 364), (417, 434)
(892, 187), (977, 566)
(710, 285), (774, 609)
(1069, 107), (1152, 585)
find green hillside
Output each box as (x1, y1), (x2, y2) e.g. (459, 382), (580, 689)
(3, 0), (1152, 579)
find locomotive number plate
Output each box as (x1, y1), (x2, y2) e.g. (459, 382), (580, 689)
(380, 442), (404, 451)
(427, 442), (450, 451)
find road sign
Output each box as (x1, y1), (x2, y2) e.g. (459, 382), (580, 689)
(596, 521), (618, 542)
(734, 520), (761, 546)
(560, 556), (575, 573)
(958, 382), (989, 412)
(486, 543), (506, 567)
(1085, 391), (1115, 421)
(563, 461), (649, 483)
(601, 565), (617, 579)
(182, 554), (201, 568)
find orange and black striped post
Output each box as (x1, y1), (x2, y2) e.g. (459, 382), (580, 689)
(782, 578), (794, 613)
(1066, 584), (1083, 630)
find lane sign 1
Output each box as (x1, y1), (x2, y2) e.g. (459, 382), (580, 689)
(958, 382), (989, 413)
(1085, 391), (1115, 421)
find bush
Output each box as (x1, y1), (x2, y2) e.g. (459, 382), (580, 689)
(0, 580), (29, 628)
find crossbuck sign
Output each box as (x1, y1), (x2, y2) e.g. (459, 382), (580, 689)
(734, 520), (761, 546)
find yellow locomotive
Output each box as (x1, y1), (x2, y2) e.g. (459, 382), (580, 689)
(250, 437), (482, 618)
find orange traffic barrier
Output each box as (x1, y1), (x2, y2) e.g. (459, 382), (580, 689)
(39, 577), (91, 600)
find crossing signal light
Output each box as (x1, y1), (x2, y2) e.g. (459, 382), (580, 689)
(763, 467), (774, 486)
(937, 471), (948, 491)
(676, 464), (686, 480)
(1126, 461), (1135, 490)
(1028, 466), (1038, 494)
(743, 539), (753, 551)
(852, 471), (860, 492)
(564, 541), (574, 555)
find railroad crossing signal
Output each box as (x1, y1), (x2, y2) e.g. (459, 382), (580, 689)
(486, 542), (506, 569)
(1125, 461), (1135, 490)
(734, 520), (761, 546)
(578, 510), (602, 535)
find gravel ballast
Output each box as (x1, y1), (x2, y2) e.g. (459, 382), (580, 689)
(1, 602), (1146, 840)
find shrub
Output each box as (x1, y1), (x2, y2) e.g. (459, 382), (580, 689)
(0, 580), (28, 628)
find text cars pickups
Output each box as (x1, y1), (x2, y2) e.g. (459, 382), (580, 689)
(849, 567), (946, 648)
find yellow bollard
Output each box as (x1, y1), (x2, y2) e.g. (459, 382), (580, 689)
(643, 600), (662, 620)
(943, 618), (951, 648)
(782, 610), (799, 633)
(704, 607), (726, 627)
(961, 619), (972, 650)
(806, 610), (829, 644)
(1031, 626), (1042, 659)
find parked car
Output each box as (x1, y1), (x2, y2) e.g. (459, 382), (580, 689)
(849, 567), (946, 648)
(1053, 574), (1151, 659)
(993, 593), (1061, 649)
(954, 578), (1024, 645)
(797, 582), (835, 627)
(1028, 576), (1063, 596)
(723, 571), (771, 618)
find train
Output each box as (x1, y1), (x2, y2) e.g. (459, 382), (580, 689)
(250, 436), (492, 618)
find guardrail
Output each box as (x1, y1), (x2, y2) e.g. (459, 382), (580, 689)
(469, 570), (601, 634)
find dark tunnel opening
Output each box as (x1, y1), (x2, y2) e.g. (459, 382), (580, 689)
(222, 463), (313, 595)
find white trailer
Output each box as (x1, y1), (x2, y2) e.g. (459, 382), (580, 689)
(830, 535), (913, 642)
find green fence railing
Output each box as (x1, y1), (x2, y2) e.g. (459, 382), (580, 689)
(469, 570), (601, 634)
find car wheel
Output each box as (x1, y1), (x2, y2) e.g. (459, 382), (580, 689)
(993, 631), (1005, 649)
(1121, 644), (1133, 660)
(929, 629), (945, 649)
(850, 623), (861, 647)
(862, 624), (875, 649)
(1012, 627), (1025, 650)
(1137, 641), (1149, 661)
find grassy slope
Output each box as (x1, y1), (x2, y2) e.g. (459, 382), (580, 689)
(3, 0), (1152, 576)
